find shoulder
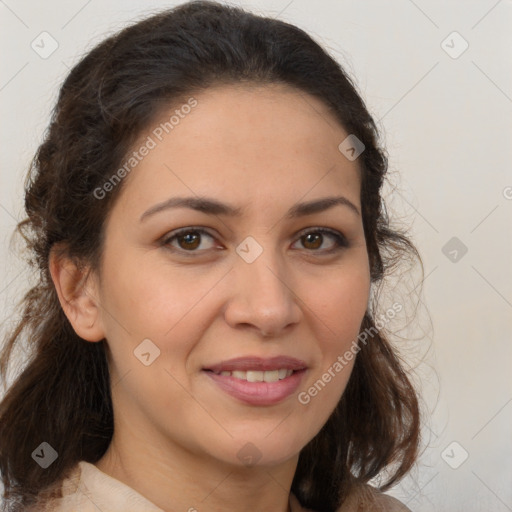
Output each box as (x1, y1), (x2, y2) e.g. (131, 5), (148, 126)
(338, 484), (412, 512)
(24, 462), (82, 511)
(367, 491), (412, 512)
(291, 485), (411, 512)
(29, 460), (163, 512)
(26, 462), (91, 512)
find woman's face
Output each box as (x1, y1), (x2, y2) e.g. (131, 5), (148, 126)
(90, 83), (370, 468)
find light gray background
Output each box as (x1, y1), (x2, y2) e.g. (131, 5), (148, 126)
(1, 1), (511, 511)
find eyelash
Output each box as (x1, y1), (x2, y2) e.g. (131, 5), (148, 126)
(160, 226), (349, 257)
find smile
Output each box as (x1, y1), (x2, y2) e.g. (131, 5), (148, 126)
(203, 368), (307, 406)
(210, 369), (294, 382)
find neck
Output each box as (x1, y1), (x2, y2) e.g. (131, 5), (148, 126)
(95, 424), (298, 512)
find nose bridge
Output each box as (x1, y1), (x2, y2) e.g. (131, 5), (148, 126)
(225, 235), (301, 334)
(238, 238), (290, 306)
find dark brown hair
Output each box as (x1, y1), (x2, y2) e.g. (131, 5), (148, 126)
(0, 2), (421, 510)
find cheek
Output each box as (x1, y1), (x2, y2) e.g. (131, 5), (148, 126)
(294, 269), (369, 434)
(306, 262), (369, 391)
(98, 250), (228, 377)
(313, 264), (370, 339)
(98, 258), (208, 410)
(101, 251), (200, 335)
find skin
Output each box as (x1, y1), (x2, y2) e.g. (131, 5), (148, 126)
(50, 83), (371, 512)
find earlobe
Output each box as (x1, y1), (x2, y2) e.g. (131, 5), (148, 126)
(49, 247), (106, 342)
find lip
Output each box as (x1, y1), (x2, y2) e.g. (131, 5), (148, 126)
(203, 356), (307, 373)
(203, 356), (308, 406)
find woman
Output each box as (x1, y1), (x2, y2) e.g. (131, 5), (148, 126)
(0, 1), (421, 511)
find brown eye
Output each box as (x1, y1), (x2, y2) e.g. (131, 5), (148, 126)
(301, 232), (323, 250)
(176, 231), (201, 250)
(162, 228), (217, 253)
(294, 228), (348, 253)
(162, 226), (348, 257)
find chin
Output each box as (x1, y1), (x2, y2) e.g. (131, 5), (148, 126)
(215, 432), (308, 469)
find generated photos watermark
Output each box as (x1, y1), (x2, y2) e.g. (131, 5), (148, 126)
(93, 97), (198, 200)
(297, 302), (402, 405)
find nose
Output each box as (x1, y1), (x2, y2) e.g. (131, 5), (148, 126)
(223, 242), (302, 338)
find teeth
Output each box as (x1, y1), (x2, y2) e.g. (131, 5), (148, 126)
(246, 370), (263, 382)
(262, 370), (279, 382)
(278, 368), (288, 380)
(216, 369), (294, 381)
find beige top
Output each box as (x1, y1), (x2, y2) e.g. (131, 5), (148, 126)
(35, 461), (411, 512)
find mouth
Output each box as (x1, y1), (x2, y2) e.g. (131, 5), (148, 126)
(202, 356), (308, 406)
(204, 368), (296, 382)
(203, 355), (307, 374)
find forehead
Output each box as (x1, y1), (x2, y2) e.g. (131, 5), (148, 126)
(114, 83), (361, 216)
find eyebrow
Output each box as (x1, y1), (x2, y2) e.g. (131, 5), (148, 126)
(140, 195), (360, 222)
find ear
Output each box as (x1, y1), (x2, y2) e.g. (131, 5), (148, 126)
(49, 245), (106, 342)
